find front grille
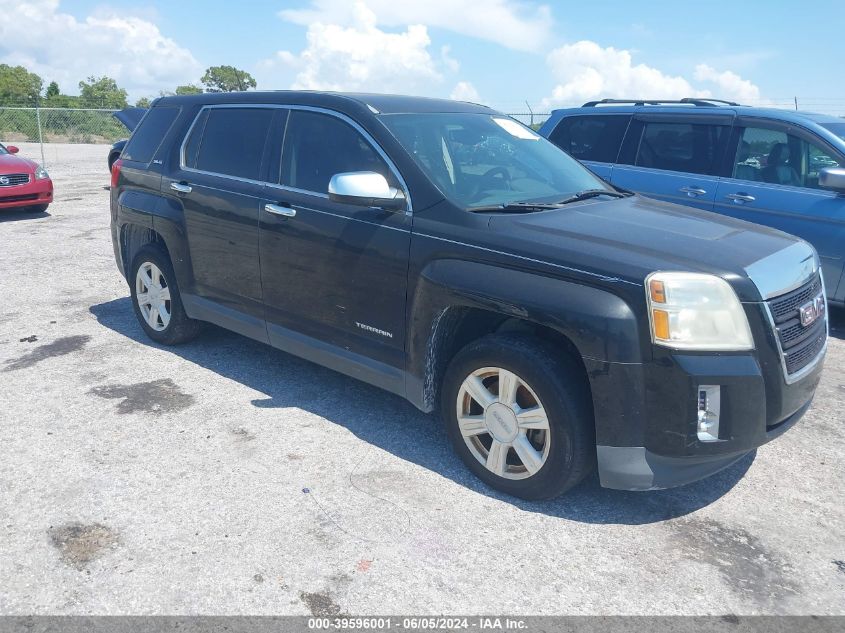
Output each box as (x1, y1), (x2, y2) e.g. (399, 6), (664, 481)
(769, 275), (823, 322)
(767, 273), (827, 377)
(784, 329), (826, 374)
(0, 193), (37, 203)
(0, 173), (30, 187)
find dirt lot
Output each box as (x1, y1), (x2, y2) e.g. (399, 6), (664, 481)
(1, 143), (843, 615)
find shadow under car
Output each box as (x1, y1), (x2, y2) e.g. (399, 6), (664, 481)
(89, 296), (755, 525)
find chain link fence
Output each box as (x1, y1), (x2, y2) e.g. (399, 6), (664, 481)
(0, 105), (550, 170)
(0, 106), (125, 145)
(0, 105), (548, 145)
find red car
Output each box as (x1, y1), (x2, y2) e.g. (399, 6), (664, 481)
(0, 142), (53, 213)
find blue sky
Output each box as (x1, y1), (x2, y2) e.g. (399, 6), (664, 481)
(3, 0), (844, 115)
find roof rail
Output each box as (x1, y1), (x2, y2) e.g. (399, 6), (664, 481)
(679, 97), (741, 106)
(581, 98), (741, 108)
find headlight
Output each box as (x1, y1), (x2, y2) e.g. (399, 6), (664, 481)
(34, 165), (49, 180)
(646, 272), (754, 351)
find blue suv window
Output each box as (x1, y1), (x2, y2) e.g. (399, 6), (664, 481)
(628, 121), (729, 176)
(548, 115), (628, 163)
(734, 126), (843, 189)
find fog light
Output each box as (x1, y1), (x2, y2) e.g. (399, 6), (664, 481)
(697, 385), (721, 442)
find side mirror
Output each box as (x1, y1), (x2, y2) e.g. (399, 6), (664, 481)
(6, 145), (19, 154)
(328, 171), (406, 210)
(819, 167), (845, 194)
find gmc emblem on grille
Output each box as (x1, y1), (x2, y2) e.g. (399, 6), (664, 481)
(799, 294), (826, 327)
(0, 176), (9, 185)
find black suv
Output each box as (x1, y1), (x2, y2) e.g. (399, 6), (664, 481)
(110, 92), (827, 499)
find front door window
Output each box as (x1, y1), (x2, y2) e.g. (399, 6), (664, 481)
(734, 126), (843, 189)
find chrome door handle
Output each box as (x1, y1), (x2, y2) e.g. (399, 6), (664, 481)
(679, 186), (707, 197)
(265, 203), (296, 218)
(726, 193), (756, 203)
(170, 182), (192, 194)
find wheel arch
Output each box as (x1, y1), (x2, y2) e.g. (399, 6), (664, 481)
(117, 192), (193, 292)
(120, 223), (170, 277)
(406, 259), (647, 414)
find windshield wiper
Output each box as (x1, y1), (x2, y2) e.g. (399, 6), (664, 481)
(556, 189), (630, 205)
(468, 202), (567, 213)
(468, 189), (632, 213)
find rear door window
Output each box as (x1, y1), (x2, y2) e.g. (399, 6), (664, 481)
(193, 108), (274, 180)
(280, 110), (390, 194)
(633, 121), (729, 175)
(122, 107), (180, 163)
(548, 115), (629, 163)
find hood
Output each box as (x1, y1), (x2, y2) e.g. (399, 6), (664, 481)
(488, 195), (805, 302)
(0, 152), (35, 173)
(112, 107), (147, 132)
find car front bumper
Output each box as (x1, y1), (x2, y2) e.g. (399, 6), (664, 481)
(0, 177), (53, 209)
(596, 399), (810, 490)
(587, 331), (825, 491)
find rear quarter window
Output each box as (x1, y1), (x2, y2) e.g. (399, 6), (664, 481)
(122, 107), (181, 163)
(548, 115), (629, 163)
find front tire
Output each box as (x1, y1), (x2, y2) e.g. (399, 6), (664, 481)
(129, 244), (201, 345)
(441, 334), (595, 500)
(28, 204), (49, 213)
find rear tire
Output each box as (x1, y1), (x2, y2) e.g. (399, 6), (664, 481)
(440, 334), (595, 500)
(129, 244), (201, 345)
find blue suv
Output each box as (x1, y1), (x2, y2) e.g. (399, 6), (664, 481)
(540, 99), (845, 304)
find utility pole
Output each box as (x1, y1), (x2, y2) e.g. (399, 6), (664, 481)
(525, 100), (534, 127)
(794, 96), (798, 111)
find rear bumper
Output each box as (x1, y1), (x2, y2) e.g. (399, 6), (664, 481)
(0, 177), (53, 209)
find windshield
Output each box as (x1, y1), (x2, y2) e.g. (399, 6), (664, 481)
(380, 113), (609, 209)
(820, 122), (845, 143)
(0, 144), (7, 155)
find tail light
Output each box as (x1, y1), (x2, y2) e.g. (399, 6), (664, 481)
(110, 158), (123, 189)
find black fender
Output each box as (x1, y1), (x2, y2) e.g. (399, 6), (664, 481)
(114, 189), (155, 278)
(406, 259), (650, 446)
(116, 189), (194, 294)
(150, 195), (195, 294)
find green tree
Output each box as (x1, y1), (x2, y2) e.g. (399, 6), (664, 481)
(78, 76), (128, 108)
(0, 64), (43, 104)
(175, 84), (203, 95)
(44, 93), (80, 108)
(200, 66), (256, 92)
(135, 97), (151, 108)
(45, 81), (60, 99)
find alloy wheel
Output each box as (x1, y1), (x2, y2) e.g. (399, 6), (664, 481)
(135, 262), (171, 332)
(455, 366), (551, 480)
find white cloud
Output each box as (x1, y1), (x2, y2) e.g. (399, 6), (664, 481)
(0, 0), (201, 100)
(260, 3), (443, 94)
(279, 0), (551, 52)
(542, 41), (700, 106)
(694, 64), (761, 103)
(440, 46), (460, 73)
(541, 40), (762, 108)
(450, 81), (480, 102)
(258, 50), (301, 71)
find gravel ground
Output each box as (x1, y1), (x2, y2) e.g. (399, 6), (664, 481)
(0, 143), (843, 616)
